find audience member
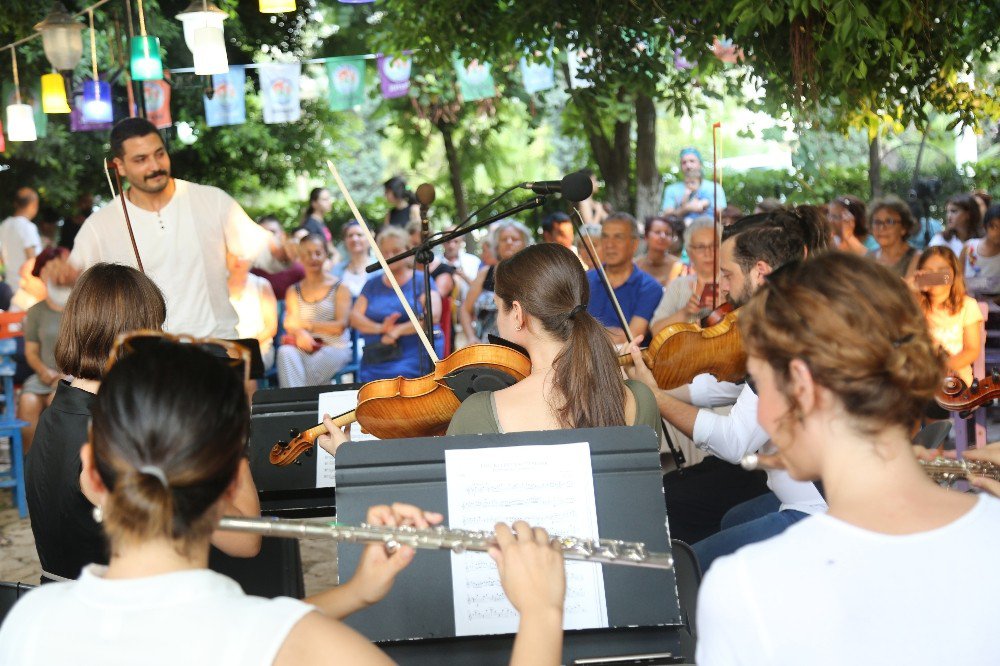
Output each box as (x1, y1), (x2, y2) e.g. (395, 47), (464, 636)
(353, 227), (444, 381)
(586, 213), (663, 344)
(636, 216), (685, 286)
(916, 246), (982, 387)
(439, 226), (482, 302)
(829, 194), (877, 254)
(575, 224), (603, 270)
(383, 176), (419, 230)
(540, 211), (575, 250)
(972, 189), (992, 222)
(407, 220), (456, 353)
(868, 195), (919, 278)
(277, 235), (353, 388)
(227, 252), (278, 389)
(0, 186), (42, 296)
(930, 193), (983, 257)
(661, 148), (727, 223)
(252, 215), (306, 300)
(460, 221), (532, 345)
(295, 187), (338, 261)
(650, 217), (721, 334)
(575, 169), (609, 227)
(720, 205), (743, 228)
(963, 205), (1000, 281)
(331, 220), (373, 298)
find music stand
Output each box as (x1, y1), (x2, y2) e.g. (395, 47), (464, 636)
(335, 426), (684, 665)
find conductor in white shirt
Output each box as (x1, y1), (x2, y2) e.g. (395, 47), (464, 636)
(0, 187), (43, 296)
(49, 118), (284, 339)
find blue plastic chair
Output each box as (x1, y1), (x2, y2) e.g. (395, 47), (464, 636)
(0, 312), (29, 519)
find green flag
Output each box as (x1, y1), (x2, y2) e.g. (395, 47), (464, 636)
(454, 58), (495, 102)
(326, 56), (366, 111)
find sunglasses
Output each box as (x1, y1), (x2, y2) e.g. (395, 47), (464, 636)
(106, 330), (251, 383)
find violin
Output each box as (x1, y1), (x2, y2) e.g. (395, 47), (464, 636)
(269, 343), (531, 466)
(935, 370), (1000, 415)
(618, 305), (746, 390)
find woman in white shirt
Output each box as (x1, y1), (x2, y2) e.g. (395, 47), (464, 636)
(929, 193), (983, 257)
(0, 340), (566, 666)
(696, 252), (1000, 666)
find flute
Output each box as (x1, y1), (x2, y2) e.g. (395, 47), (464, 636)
(218, 516), (673, 571)
(740, 453), (1000, 485)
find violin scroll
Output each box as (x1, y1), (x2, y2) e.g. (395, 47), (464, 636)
(934, 373), (1000, 414)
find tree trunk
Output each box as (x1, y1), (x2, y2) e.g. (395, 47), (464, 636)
(438, 120), (468, 221)
(868, 135), (882, 199)
(634, 93), (659, 223)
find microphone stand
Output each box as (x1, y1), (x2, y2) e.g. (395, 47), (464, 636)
(368, 196), (548, 276)
(415, 184), (436, 369)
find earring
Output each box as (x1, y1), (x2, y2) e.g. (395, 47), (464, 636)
(515, 324), (522, 331)
(92, 505), (104, 524)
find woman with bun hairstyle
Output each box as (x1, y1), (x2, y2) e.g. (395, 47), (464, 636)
(697, 252), (1000, 664)
(1, 341), (567, 665)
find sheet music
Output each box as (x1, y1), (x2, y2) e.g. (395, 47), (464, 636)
(445, 442), (608, 636)
(315, 390), (377, 488)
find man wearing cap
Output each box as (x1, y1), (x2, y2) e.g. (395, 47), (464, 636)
(660, 147), (727, 224)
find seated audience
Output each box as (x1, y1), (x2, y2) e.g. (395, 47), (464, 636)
(353, 227), (444, 382)
(649, 216), (720, 334)
(828, 194), (878, 254)
(251, 215), (305, 300)
(460, 221), (532, 345)
(540, 211), (576, 250)
(24, 263), (259, 584)
(962, 205), (1000, 281)
(916, 246), (982, 387)
(331, 220), (372, 298)
(277, 234), (352, 388)
(407, 220), (456, 354)
(295, 187), (338, 261)
(868, 195), (919, 278)
(930, 193), (983, 257)
(2, 339), (567, 665)
(227, 252), (278, 393)
(586, 213), (663, 344)
(697, 252), (1000, 665)
(636, 216), (685, 287)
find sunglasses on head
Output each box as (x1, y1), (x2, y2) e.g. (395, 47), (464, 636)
(106, 330), (251, 383)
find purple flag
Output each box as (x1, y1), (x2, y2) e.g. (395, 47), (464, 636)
(377, 54), (412, 99)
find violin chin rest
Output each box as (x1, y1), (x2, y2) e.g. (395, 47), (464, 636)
(443, 368), (520, 401)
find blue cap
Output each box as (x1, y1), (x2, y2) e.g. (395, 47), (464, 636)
(679, 147), (702, 162)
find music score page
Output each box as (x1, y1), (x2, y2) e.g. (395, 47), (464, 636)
(445, 442), (609, 636)
(315, 390), (378, 488)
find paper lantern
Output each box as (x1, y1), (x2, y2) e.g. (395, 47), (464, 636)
(82, 80), (113, 123)
(6, 104), (37, 142)
(259, 0), (296, 12)
(130, 35), (164, 81)
(41, 73), (72, 114)
(193, 26), (229, 75)
(34, 3), (84, 72)
(176, 0), (227, 53)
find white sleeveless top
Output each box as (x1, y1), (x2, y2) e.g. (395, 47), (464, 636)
(0, 565), (313, 665)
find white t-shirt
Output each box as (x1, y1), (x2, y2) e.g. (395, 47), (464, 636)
(925, 295), (983, 385)
(697, 494), (1000, 666)
(70, 180), (271, 338)
(0, 565), (314, 665)
(0, 214), (42, 293)
(928, 232), (964, 258)
(692, 381), (827, 515)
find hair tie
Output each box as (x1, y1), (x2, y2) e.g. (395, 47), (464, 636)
(138, 465), (169, 489)
(567, 304), (586, 320)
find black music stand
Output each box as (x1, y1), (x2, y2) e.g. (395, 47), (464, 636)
(335, 426), (684, 665)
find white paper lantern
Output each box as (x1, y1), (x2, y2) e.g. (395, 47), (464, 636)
(6, 104), (37, 142)
(193, 26), (229, 75)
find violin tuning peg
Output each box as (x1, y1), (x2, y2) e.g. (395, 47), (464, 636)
(304, 448), (313, 457)
(289, 428), (301, 439)
(971, 378), (980, 393)
(294, 458), (302, 466)
(992, 367), (999, 384)
(276, 440), (287, 449)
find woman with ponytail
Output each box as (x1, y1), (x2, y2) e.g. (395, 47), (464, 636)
(446, 243), (662, 436)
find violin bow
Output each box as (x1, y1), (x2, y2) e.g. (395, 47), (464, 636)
(104, 158), (145, 274)
(711, 121), (721, 311)
(327, 161), (440, 364)
(569, 209), (633, 345)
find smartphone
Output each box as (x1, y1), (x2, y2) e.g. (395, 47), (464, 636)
(914, 271), (952, 289)
(698, 283), (719, 309)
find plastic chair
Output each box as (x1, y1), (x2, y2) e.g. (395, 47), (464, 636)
(952, 301), (989, 454)
(0, 312), (28, 518)
(332, 328), (361, 384)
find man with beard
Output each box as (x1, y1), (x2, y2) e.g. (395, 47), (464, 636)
(626, 207), (829, 572)
(58, 118), (284, 338)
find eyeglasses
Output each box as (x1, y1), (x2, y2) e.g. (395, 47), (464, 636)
(687, 243), (716, 252)
(872, 217), (900, 229)
(106, 330), (251, 383)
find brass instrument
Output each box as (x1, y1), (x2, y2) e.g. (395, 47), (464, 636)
(740, 453), (1000, 489)
(218, 516), (673, 571)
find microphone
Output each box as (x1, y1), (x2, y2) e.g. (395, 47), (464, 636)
(416, 183), (436, 209)
(521, 170), (593, 202)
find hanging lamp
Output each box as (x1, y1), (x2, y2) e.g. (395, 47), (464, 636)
(176, 0), (227, 51)
(34, 2), (84, 72)
(82, 9), (112, 123)
(41, 73), (72, 113)
(130, 0), (163, 81)
(259, 0), (296, 13)
(6, 49), (37, 142)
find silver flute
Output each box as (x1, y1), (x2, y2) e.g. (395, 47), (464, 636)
(218, 516), (673, 571)
(740, 453), (1000, 486)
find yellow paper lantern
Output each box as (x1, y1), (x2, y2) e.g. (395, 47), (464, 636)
(41, 73), (72, 114)
(259, 0), (296, 13)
